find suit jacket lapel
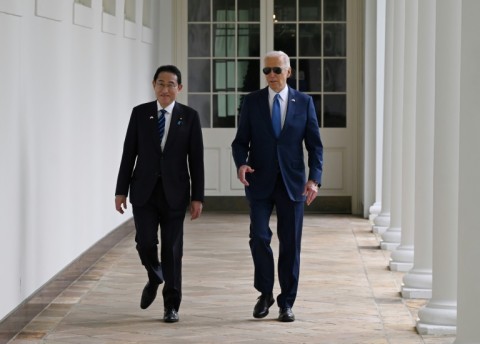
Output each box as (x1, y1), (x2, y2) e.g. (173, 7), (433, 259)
(148, 101), (162, 154)
(283, 87), (297, 133)
(163, 103), (181, 152)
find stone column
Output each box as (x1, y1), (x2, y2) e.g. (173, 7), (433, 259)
(364, 0), (378, 219)
(372, 0), (393, 234)
(380, 0), (404, 251)
(401, 0), (434, 300)
(369, 0), (386, 222)
(389, 0), (417, 271)
(416, 0), (459, 335)
(453, 1), (480, 342)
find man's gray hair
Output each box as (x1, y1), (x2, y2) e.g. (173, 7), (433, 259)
(265, 50), (290, 68)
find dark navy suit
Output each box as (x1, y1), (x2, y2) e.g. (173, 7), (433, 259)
(232, 86), (323, 309)
(116, 100), (204, 311)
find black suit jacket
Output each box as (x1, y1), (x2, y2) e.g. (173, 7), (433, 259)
(115, 100), (204, 209)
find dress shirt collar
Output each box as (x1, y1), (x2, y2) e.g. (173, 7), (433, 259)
(156, 101), (175, 114)
(268, 86), (289, 102)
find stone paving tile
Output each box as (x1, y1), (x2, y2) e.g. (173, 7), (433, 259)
(8, 214), (456, 343)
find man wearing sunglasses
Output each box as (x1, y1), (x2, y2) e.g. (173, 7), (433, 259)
(232, 51), (323, 322)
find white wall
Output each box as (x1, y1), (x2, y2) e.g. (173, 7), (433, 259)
(0, 0), (164, 320)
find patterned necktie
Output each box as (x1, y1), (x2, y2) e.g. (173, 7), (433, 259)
(272, 93), (281, 138)
(158, 109), (166, 143)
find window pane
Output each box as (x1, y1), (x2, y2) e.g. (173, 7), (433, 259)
(214, 24), (235, 57)
(213, 0), (235, 21)
(311, 94), (322, 127)
(286, 59), (297, 89)
(324, 24), (346, 57)
(324, 59), (346, 92)
(324, 95), (346, 127)
(214, 60), (235, 92)
(188, 24), (210, 57)
(274, 24), (296, 57)
(213, 94), (236, 128)
(188, 95), (211, 128)
(299, 59), (322, 92)
(188, 59), (211, 92)
(299, 24), (322, 56)
(299, 0), (321, 21)
(274, 0), (296, 21)
(324, 0), (346, 21)
(188, 0), (210, 21)
(238, 0), (260, 21)
(238, 24), (260, 57)
(238, 60), (260, 92)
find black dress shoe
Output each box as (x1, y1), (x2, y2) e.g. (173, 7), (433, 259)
(278, 307), (295, 322)
(164, 308), (179, 323)
(140, 281), (160, 309)
(253, 293), (275, 318)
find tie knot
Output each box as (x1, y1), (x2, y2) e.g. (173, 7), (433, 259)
(274, 93), (280, 101)
(159, 109), (167, 117)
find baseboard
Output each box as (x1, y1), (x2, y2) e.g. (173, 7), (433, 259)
(203, 196), (352, 214)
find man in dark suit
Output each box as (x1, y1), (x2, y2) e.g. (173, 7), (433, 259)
(232, 51), (323, 322)
(115, 65), (204, 323)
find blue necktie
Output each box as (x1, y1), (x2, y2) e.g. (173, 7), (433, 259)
(158, 109), (166, 143)
(272, 94), (281, 138)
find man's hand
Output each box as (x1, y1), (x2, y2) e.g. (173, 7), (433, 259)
(190, 200), (203, 220)
(303, 180), (319, 206)
(237, 165), (255, 186)
(115, 195), (127, 214)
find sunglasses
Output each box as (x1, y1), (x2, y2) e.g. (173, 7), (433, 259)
(262, 67), (284, 75)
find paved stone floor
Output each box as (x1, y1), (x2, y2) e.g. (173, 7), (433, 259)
(8, 213), (456, 343)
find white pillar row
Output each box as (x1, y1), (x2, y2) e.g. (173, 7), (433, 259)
(372, 0), (392, 234)
(363, 0), (378, 220)
(389, 0), (417, 271)
(416, 0), (460, 335)
(380, 0), (404, 251)
(369, 0), (386, 222)
(453, 1), (480, 342)
(401, 0), (434, 300)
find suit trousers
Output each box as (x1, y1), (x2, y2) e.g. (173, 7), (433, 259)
(132, 178), (186, 311)
(248, 174), (304, 309)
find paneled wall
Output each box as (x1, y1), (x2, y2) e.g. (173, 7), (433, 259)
(0, 0), (164, 321)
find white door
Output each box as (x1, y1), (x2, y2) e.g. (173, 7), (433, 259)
(176, 0), (363, 214)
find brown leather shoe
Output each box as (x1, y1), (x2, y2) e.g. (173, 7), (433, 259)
(253, 293), (275, 318)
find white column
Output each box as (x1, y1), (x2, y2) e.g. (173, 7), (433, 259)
(453, 1), (480, 342)
(401, 0), (434, 299)
(380, 0), (404, 251)
(369, 0), (386, 221)
(416, 0), (460, 335)
(372, 0), (392, 234)
(364, 0), (378, 219)
(389, 0), (417, 271)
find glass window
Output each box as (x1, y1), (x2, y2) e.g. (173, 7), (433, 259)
(188, 0), (260, 128)
(124, 0), (135, 22)
(188, 59), (211, 92)
(188, 0), (210, 21)
(188, 95), (211, 128)
(299, 0), (321, 21)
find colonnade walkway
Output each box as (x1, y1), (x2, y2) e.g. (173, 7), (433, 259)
(8, 213), (455, 343)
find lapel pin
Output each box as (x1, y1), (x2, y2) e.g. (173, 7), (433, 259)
(149, 116), (154, 119)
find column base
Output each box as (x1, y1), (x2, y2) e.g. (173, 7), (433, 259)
(373, 225), (388, 234)
(390, 261), (413, 272)
(381, 241), (400, 250)
(402, 286), (432, 299)
(416, 323), (456, 336)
